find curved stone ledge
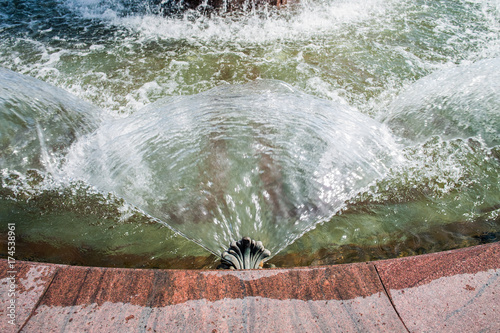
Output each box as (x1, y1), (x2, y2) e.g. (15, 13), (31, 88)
(0, 242), (498, 332)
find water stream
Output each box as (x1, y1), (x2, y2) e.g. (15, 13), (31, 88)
(1, 0), (499, 268)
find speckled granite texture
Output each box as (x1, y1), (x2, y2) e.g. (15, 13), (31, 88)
(1, 242), (499, 332)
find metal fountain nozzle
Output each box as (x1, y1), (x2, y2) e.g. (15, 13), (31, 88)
(219, 237), (271, 269)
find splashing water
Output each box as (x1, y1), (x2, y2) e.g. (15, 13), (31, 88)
(3, 0), (500, 113)
(1, 0), (500, 267)
(62, 80), (401, 255)
(0, 67), (100, 173)
(383, 58), (500, 147)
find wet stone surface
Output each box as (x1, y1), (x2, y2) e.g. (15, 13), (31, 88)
(0, 242), (498, 332)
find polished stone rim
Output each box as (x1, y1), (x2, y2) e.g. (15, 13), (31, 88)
(1, 242), (498, 332)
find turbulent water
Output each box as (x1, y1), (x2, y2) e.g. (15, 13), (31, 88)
(1, 0), (499, 268)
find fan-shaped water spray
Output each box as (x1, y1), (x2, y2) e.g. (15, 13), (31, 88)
(0, 67), (100, 173)
(383, 58), (500, 147)
(63, 80), (401, 256)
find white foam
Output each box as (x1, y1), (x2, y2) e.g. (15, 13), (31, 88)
(65, 0), (393, 43)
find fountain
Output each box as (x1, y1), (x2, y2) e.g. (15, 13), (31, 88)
(2, 2), (499, 332)
(58, 78), (400, 262)
(1, 0), (499, 269)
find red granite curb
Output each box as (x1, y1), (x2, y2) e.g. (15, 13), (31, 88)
(375, 242), (500, 332)
(1, 242), (499, 332)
